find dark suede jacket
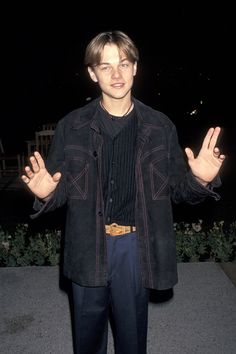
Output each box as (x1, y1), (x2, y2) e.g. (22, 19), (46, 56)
(33, 98), (220, 290)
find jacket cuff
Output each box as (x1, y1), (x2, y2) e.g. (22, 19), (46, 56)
(188, 171), (221, 201)
(30, 195), (56, 219)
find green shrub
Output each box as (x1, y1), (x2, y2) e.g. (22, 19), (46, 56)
(0, 224), (61, 267)
(175, 220), (208, 262)
(0, 221), (236, 266)
(175, 220), (236, 262)
(207, 221), (236, 262)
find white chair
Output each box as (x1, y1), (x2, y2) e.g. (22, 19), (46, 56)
(42, 122), (57, 131)
(35, 129), (55, 158)
(25, 123), (56, 158)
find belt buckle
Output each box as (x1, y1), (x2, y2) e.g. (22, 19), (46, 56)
(110, 223), (123, 236)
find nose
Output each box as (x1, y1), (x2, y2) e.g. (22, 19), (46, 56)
(111, 66), (121, 79)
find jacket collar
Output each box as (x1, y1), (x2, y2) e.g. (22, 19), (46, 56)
(71, 96), (152, 139)
(71, 97), (100, 131)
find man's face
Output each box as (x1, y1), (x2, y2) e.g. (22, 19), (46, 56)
(88, 44), (137, 100)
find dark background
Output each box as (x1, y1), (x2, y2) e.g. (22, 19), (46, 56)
(1, 3), (235, 225)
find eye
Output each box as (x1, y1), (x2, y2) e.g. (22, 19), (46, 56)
(100, 65), (111, 72)
(120, 62), (129, 69)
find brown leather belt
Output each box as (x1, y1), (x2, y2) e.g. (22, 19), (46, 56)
(105, 223), (136, 236)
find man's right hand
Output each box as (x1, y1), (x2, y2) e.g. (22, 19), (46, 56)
(21, 151), (61, 200)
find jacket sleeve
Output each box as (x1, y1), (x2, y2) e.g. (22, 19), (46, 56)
(30, 119), (68, 219)
(168, 124), (221, 204)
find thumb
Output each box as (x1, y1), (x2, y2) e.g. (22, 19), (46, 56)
(185, 147), (194, 161)
(52, 172), (61, 182)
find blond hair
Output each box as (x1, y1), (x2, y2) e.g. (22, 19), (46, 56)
(84, 31), (139, 67)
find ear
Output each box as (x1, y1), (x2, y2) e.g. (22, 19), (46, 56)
(88, 67), (98, 82)
(133, 61), (137, 76)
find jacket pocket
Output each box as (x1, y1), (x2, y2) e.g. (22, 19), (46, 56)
(67, 157), (89, 200)
(149, 151), (169, 200)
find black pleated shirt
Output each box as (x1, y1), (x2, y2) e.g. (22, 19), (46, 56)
(97, 103), (137, 225)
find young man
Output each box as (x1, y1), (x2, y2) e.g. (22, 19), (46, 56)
(22, 31), (225, 354)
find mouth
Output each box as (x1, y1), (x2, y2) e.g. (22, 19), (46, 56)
(111, 83), (124, 88)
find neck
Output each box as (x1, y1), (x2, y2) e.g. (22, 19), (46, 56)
(100, 98), (133, 117)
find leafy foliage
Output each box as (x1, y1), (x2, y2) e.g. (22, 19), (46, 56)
(175, 220), (236, 262)
(0, 224), (61, 266)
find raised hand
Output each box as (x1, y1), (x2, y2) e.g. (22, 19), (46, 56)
(21, 151), (61, 199)
(185, 127), (225, 185)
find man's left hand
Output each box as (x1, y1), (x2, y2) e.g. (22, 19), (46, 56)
(185, 127), (226, 186)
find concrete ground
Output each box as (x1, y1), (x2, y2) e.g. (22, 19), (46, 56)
(1, 262), (236, 354)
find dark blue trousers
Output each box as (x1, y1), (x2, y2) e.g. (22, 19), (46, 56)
(72, 232), (149, 354)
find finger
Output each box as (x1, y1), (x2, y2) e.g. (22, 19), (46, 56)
(25, 166), (34, 178)
(219, 154), (226, 161)
(33, 151), (46, 169)
(201, 127), (215, 149)
(29, 156), (40, 173)
(213, 147), (220, 157)
(185, 147), (194, 161)
(21, 175), (30, 184)
(208, 127), (221, 150)
(52, 172), (61, 182)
